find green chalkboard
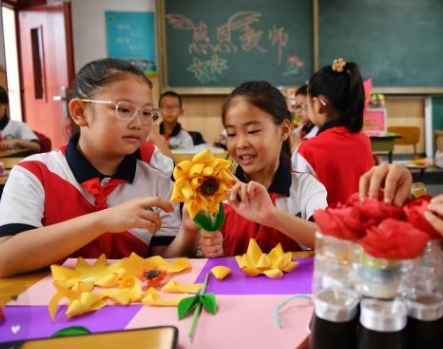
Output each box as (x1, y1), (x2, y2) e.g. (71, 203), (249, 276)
(318, 0), (443, 87)
(162, 0), (313, 89)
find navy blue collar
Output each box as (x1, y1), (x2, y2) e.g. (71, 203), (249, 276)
(317, 118), (347, 135)
(159, 122), (182, 137)
(0, 114), (9, 130)
(235, 160), (291, 197)
(65, 133), (137, 184)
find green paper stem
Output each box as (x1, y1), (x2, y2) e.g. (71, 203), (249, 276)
(188, 273), (210, 340)
(193, 202), (225, 231)
(51, 326), (91, 337)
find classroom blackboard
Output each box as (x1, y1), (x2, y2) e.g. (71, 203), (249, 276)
(318, 0), (443, 88)
(162, 0), (313, 89)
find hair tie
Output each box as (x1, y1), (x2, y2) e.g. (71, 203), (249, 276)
(332, 58), (346, 73)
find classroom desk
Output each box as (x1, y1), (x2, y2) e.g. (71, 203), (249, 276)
(0, 157), (24, 187)
(368, 133), (402, 163)
(0, 148), (33, 158)
(0, 257), (313, 349)
(171, 148), (227, 164)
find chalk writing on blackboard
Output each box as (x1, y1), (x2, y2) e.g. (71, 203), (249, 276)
(166, 12), (305, 83)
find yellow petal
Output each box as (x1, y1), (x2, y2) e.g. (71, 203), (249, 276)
(268, 243), (284, 261)
(192, 149), (214, 164)
(161, 280), (202, 293)
(263, 268), (284, 279)
(255, 254), (272, 270)
(173, 160), (193, 179)
(142, 288), (184, 307)
(210, 266), (231, 280)
(246, 239), (263, 263)
(189, 163), (205, 177)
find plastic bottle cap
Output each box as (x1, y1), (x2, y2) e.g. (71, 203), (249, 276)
(359, 298), (407, 332)
(315, 287), (359, 322)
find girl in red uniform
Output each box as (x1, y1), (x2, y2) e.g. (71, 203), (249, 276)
(292, 58), (374, 206)
(193, 81), (328, 257)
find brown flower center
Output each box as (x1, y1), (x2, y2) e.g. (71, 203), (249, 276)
(199, 177), (219, 196)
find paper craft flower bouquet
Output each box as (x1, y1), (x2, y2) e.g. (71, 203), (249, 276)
(171, 149), (235, 231)
(312, 192), (442, 299)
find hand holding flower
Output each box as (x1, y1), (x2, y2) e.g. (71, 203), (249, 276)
(171, 149), (235, 231)
(199, 231), (224, 258)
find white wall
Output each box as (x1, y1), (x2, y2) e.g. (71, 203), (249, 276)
(0, 6), (6, 69)
(71, 0), (156, 72)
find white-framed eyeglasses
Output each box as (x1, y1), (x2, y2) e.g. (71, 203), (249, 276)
(80, 99), (160, 125)
(294, 103), (308, 112)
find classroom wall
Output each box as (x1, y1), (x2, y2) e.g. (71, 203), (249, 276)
(3, 0), (427, 152)
(0, 7), (6, 70)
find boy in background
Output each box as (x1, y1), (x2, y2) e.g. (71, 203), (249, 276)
(0, 86), (41, 153)
(158, 91), (194, 150)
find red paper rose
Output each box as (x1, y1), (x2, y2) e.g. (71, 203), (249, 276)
(345, 193), (405, 224)
(359, 218), (430, 259)
(403, 195), (442, 240)
(314, 206), (368, 241)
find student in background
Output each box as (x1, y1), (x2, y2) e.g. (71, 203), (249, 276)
(158, 90), (194, 150)
(185, 81), (327, 257)
(0, 58), (200, 277)
(359, 163), (443, 235)
(0, 86), (41, 153)
(292, 58), (374, 206)
(292, 84), (318, 141)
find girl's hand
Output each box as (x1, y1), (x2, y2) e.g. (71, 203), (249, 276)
(101, 197), (174, 233)
(425, 194), (443, 236)
(199, 230), (224, 258)
(359, 163), (412, 207)
(228, 180), (275, 225)
(181, 204), (201, 234)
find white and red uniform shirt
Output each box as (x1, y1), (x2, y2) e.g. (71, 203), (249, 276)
(0, 134), (180, 260)
(292, 125), (374, 206)
(221, 162), (327, 256)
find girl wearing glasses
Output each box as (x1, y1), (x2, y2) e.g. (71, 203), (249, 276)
(292, 58), (374, 206)
(290, 84), (318, 153)
(0, 58), (199, 277)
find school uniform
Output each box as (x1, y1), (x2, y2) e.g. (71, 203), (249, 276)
(139, 141), (174, 177)
(293, 122), (318, 140)
(0, 115), (39, 145)
(159, 122), (194, 149)
(0, 133), (180, 259)
(221, 161), (327, 256)
(292, 122), (374, 206)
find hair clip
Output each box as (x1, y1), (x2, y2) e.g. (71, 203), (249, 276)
(332, 58), (346, 72)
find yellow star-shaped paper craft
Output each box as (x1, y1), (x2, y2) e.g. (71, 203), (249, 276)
(235, 239), (299, 279)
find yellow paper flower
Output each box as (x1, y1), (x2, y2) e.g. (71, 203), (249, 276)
(171, 149), (235, 219)
(235, 239), (299, 279)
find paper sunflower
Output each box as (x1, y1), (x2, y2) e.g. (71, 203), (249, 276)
(171, 149), (235, 230)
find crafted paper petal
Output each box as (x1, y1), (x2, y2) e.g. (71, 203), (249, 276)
(263, 268), (283, 279)
(49, 290), (78, 320)
(100, 289), (131, 305)
(142, 288), (184, 307)
(161, 280), (203, 294)
(256, 254), (272, 270)
(210, 266), (231, 280)
(246, 239), (263, 263)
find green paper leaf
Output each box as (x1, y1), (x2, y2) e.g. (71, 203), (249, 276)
(212, 202), (225, 231)
(51, 326), (91, 337)
(178, 295), (200, 320)
(194, 212), (213, 231)
(200, 293), (217, 315)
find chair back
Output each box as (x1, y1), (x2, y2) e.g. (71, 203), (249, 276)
(33, 130), (52, 152)
(387, 126), (420, 154)
(188, 131), (206, 146)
